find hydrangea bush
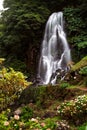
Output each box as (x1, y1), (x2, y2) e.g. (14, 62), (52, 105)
(0, 109), (71, 130)
(57, 95), (87, 123)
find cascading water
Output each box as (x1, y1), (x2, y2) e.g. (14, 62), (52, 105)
(38, 12), (71, 85)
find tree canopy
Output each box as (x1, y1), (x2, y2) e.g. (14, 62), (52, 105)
(0, 0), (87, 75)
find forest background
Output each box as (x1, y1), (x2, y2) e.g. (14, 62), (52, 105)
(0, 0), (87, 79)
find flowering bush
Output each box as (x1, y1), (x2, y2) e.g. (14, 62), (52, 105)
(0, 111), (57, 130)
(56, 120), (70, 130)
(0, 109), (10, 130)
(57, 95), (87, 123)
(0, 108), (71, 130)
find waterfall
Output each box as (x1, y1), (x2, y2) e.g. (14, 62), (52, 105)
(38, 12), (71, 85)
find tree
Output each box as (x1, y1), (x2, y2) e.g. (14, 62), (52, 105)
(0, 0), (50, 75)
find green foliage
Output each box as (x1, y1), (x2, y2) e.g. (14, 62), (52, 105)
(77, 41), (87, 49)
(0, 110), (20, 130)
(0, 0), (50, 59)
(44, 118), (57, 129)
(79, 66), (87, 75)
(77, 123), (87, 130)
(0, 66), (29, 111)
(63, 6), (87, 59)
(25, 118), (57, 130)
(57, 95), (87, 123)
(64, 8), (83, 33)
(0, 112), (57, 130)
(21, 106), (33, 122)
(0, 0), (87, 74)
(0, 1), (51, 75)
(5, 58), (27, 73)
(64, 7), (87, 42)
(0, 109), (71, 130)
(60, 82), (70, 88)
(0, 67), (28, 95)
(0, 112), (9, 130)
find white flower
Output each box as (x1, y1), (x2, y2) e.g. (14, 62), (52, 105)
(74, 76), (76, 79)
(31, 118), (38, 123)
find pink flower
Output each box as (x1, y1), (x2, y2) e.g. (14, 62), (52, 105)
(41, 122), (46, 127)
(4, 121), (9, 126)
(14, 115), (20, 120)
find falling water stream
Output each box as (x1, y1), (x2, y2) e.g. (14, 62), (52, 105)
(38, 12), (71, 85)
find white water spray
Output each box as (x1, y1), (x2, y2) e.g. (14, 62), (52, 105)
(38, 12), (71, 85)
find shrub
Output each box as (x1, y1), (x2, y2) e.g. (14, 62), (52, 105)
(0, 67), (29, 111)
(57, 95), (87, 124)
(0, 109), (71, 130)
(0, 109), (10, 130)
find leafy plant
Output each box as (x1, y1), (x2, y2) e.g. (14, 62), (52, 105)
(0, 111), (71, 130)
(21, 106), (33, 122)
(63, 7), (87, 43)
(0, 109), (11, 130)
(0, 66), (29, 111)
(60, 82), (70, 88)
(5, 58), (27, 73)
(57, 95), (87, 124)
(79, 66), (87, 75)
(77, 122), (87, 130)
(77, 41), (87, 49)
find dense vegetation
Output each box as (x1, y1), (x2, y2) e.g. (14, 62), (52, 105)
(0, 56), (87, 130)
(0, 0), (87, 76)
(0, 0), (87, 129)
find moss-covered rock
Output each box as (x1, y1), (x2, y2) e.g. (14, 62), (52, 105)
(64, 56), (87, 86)
(71, 56), (87, 71)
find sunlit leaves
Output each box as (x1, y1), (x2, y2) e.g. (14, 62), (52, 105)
(0, 66), (29, 111)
